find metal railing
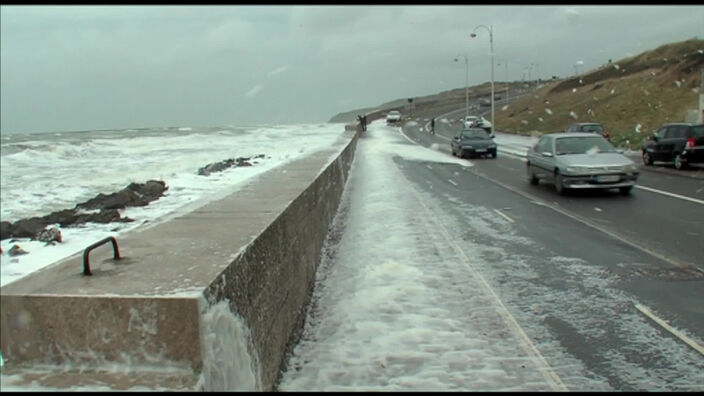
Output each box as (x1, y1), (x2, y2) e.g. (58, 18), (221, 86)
(83, 236), (121, 275)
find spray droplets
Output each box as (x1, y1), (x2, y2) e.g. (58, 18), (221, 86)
(569, 111), (578, 120)
(545, 108), (553, 115)
(674, 80), (682, 88)
(572, 88), (578, 93)
(613, 64), (620, 70)
(501, 105), (509, 111)
(610, 89), (616, 95)
(635, 124), (641, 134)
(521, 120), (529, 125)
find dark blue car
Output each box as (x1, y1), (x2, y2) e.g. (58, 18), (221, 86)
(450, 128), (497, 159)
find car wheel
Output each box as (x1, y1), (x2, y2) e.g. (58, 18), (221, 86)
(554, 170), (567, 195)
(527, 163), (539, 185)
(674, 154), (688, 170)
(642, 151), (653, 166)
(619, 186), (633, 195)
(490, 150), (497, 159)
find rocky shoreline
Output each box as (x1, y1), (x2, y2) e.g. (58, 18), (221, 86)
(1, 155), (269, 256)
(0, 180), (168, 244)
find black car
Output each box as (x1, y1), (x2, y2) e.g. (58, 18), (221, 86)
(642, 123), (704, 169)
(451, 128), (497, 159)
(566, 122), (610, 140)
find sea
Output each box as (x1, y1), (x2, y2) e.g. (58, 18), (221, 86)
(0, 123), (348, 287)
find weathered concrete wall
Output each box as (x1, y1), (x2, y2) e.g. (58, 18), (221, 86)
(0, 127), (359, 391)
(202, 127), (359, 390)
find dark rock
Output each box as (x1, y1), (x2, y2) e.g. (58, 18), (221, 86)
(0, 221), (12, 240)
(37, 227), (62, 244)
(8, 244), (28, 256)
(198, 155), (265, 176)
(1, 181), (164, 241)
(77, 180), (167, 210)
(198, 159), (235, 176)
(11, 218), (48, 239)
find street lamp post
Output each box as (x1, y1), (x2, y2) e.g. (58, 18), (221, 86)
(471, 24), (494, 136)
(454, 54), (469, 118)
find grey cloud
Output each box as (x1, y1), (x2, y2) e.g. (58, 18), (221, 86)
(1, 5), (703, 134)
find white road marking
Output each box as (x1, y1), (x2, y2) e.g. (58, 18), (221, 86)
(635, 185), (704, 205)
(634, 303), (704, 357)
(470, 168), (703, 274)
(494, 209), (515, 223)
(448, 179), (458, 187)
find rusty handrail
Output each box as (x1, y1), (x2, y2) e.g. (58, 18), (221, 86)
(83, 236), (120, 275)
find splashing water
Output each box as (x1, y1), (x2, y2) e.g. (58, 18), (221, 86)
(613, 64), (620, 70)
(545, 108), (553, 115)
(635, 124), (641, 134)
(610, 89), (615, 95)
(569, 111), (578, 120)
(674, 81), (681, 88)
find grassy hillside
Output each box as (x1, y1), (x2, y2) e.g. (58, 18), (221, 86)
(335, 38), (703, 148)
(496, 38), (703, 148)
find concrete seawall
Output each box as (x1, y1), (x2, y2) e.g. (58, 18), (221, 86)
(0, 126), (359, 391)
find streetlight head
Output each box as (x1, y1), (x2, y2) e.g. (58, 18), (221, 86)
(470, 33), (477, 38)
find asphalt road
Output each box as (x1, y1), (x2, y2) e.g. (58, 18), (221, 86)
(394, 111), (704, 391)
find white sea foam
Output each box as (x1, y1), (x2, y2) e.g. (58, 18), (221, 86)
(1, 124), (347, 287)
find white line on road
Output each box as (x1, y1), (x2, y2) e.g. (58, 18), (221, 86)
(634, 303), (704, 357)
(494, 209), (515, 223)
(448, 179), (458, 187)
(635, 185), (704, 205)
(471, 168), (703, 274)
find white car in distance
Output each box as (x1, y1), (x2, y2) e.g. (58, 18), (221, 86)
(386, 110), (401, 124)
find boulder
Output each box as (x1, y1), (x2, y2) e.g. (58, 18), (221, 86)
(37, 227), (62, 244)
(8, 244), (28, 256)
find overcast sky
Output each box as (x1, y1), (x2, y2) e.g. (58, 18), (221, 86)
(1, 5), (703, 134)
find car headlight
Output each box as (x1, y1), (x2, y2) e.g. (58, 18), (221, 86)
(624, 164), (638, 173)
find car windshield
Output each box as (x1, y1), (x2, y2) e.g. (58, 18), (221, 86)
(461, 129), (489, 139)
(582, 124), (605, 133)
(555, 136), (615, 155)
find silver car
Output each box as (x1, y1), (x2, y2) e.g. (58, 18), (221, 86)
(526, 132), (639, 195)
